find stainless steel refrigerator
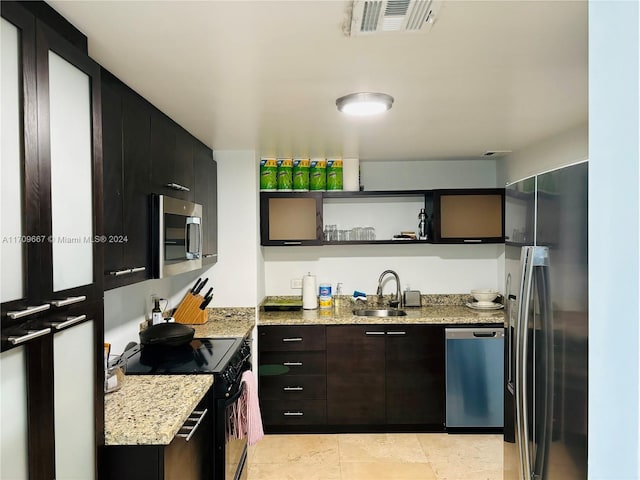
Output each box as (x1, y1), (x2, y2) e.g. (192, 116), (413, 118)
(504, 162), (588, 480)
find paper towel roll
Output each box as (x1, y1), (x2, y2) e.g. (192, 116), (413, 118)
(343, 158), (360, 191)
(302, 274), (318, 310)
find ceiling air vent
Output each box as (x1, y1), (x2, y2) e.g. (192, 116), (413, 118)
(349, 0), (440, 36)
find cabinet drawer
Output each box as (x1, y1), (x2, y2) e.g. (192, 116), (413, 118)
(259, 351), (326, 375)
(259, 326), (325, 351)
(260, 375), (326, 400)
(261, 399), (326, 426)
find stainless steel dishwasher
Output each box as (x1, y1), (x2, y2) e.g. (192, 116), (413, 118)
(445, 327), (504, 429)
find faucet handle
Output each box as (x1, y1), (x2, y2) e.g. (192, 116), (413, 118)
(388, 299), (400, 309)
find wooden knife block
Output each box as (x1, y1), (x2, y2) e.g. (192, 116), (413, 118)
(173, 292), (208, 324)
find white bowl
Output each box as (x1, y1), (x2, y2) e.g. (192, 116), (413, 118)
(471, 289), (499, 304)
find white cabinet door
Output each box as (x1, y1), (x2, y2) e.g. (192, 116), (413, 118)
(47, 51), (94, 292)
(53, 320), (95, 480)
(0, 347), (29, 480)
(1, 17), (25, 304)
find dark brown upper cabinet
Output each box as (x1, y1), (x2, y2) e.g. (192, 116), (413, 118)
(193, 142), (218, 265)
(260, 192), (323, 246)
(432, 188), (505, 244)
(260, 188), (504, 246)
(150, 110), (194, 202)
(101, 69), (152, 289)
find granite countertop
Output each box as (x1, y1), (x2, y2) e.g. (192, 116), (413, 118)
(104, 375), (213, 446)
(258, 295), (505, 326)
(191, 307), (256, 338)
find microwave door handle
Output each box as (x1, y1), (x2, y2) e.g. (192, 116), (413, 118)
(185, 217), (201, 259)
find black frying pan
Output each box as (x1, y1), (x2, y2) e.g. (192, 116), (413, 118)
(139, 322), (195, 347)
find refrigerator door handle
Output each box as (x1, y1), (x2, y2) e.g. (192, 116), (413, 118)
(516, 246), (536, 480)
(532, 248), (553, 480)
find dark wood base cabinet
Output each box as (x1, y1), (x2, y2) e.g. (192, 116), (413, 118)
(326, 324), (445, 431)
(258, 326), (327, 433)
(101, 392), (212, 480)
(258, 324), (446, 433)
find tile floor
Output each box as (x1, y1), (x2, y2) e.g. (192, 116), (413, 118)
(247, 433), (503, 480)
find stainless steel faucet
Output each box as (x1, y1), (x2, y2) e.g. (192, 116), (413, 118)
(376, 270), (403, 308)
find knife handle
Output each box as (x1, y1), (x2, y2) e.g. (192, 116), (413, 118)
(195, 278), (208, 294)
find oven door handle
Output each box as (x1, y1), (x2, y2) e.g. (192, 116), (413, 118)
(224, 380), (246, 407)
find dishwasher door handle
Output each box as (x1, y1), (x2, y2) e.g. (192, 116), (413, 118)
(473, 331), (497, 338)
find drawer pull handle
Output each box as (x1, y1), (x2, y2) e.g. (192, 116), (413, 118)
(8, 328), (51, 345)
(283, 411), (304, 417)
(463, 239), (482, 243)
(282, 337), (303, 342)
(283, 241), (302, 245)
(177, 408), (207, 441)
(7, 303), (50, 319)
(386, 331), (406, 336)
(130, 266), (146, 273)
(51, 296), (86, 307)
(283, 362), (303, 367)
(110, 268), (131, 276)
(365, 331), (385, 336)
(166, 182), (190, 192)
(203, 254), (217, 259)
(54, 314), (87, 330)
(283, 386), (304, 391)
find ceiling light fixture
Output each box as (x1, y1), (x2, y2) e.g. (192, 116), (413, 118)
(336, 92), (394, 116)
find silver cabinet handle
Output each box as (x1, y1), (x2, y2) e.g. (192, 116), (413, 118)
(7, 303), (50, 319)
(110, 267), (146, 276)
(283, 411), (304, 416)
(463, 239), (482, 243)
(203, 254), (217, 259)
(54, 314), (87, 330)
(365, 331), (385, 336)
(109, 269), (132, 276)
(283, 386), (304, 391)
(283, 241), (302, 245)
(283, 362), (303, 366)
(50, 295), (86, 307)
(8, 328), (51, 345)
(386, 331), (406, 335)
(176, 408), (207, 442)
(166, 183), (190, 192)
(282, 337), (303, 342)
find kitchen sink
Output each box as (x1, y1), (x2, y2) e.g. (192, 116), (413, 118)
(353, 308), (407, 317)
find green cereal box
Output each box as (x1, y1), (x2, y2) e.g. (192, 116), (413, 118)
(276, 158), (293, 191)
(326, 159), (343, 191)
(309, 159), (327, 191)
(293, 158), (310, 191)
(260, 158), (277, 191)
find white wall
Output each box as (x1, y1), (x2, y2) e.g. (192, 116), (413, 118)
(361, 158), (498, 190)
(210, 150), (262, 307)
(588, 1), (639, 478)
(104, 269), (208, 355)
(264, 159), (504, 296)
(498, 122), (588, 185)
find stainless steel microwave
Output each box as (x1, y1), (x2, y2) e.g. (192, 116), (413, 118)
(152, 195), (203, 278)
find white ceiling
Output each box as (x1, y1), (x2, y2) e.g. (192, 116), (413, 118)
(49, 0), (588, 162)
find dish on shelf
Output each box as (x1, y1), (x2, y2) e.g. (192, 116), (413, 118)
(466, 302), (504, 311)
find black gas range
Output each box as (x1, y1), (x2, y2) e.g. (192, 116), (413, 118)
(123, 337), (251, 480)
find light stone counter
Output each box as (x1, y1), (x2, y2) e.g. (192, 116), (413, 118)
(104, 375), (213, 445)
(258, 295), (505, 326)
(190, 307), (255, 338)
